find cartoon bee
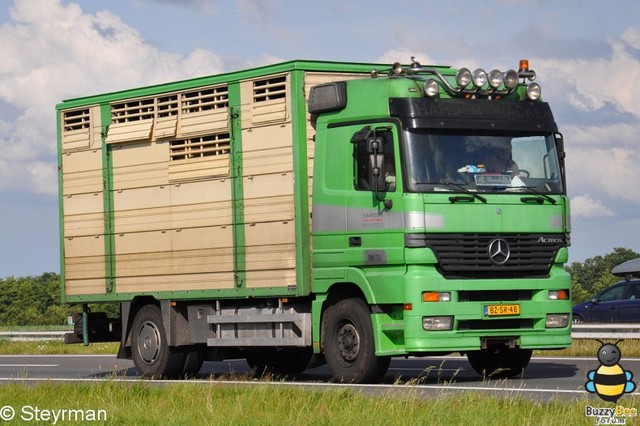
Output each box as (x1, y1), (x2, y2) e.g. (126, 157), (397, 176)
(585, 340), (636, 403)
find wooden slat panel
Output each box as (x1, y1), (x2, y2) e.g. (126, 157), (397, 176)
(116, 272), (235, 293)
(154, 117), (177, 140)
(179, 109), (229, 137)
(61, 149), (103, 195)
(63, 193), (103, 237)
(106, 120), (153, 144)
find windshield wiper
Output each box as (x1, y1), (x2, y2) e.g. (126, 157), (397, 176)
(514, 186), (557, 205)
(441, 182), (487, 204)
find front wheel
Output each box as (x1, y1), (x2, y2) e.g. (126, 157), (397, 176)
(323, 298), (390, 383)
(467, 348), (532, 379)
(131, 304), (185, 379)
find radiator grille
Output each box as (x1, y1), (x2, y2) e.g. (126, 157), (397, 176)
(406, 233), (567, 279)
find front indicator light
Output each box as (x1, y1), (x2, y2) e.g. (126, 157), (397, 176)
(422, 292), (451, 302)
(423, 316), (453, 331)
(549, 290), (569, 300)
(546, 314), (569, 328)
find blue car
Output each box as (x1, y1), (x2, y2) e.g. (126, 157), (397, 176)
(572, 279), (640, 323)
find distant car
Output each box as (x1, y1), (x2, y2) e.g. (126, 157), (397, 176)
(572, 280), (640, 323)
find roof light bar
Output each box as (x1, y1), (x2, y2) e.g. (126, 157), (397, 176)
(384, 58), (542, 100)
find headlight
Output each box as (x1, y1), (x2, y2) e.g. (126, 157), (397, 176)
(526, 82), (541, 100)
(455, 68), (472, 88)
(472, 68), (487, 87)
(546, 314), (569, 328)
(423, 316), (453, 331)
(503, 69), (518, 89)
(488, 69), (503, 88)
(424, 79), (439, 97)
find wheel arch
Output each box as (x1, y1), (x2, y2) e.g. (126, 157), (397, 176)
(117, 296), (159, 359)
(317, 281), (370, 354)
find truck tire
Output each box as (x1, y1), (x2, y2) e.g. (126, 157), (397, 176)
(467, 348), (532, 379)
(131, 304), (185, 379)
(323, 298), (390, 383)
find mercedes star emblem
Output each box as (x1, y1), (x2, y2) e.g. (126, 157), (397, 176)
(488, 238), (510, 265)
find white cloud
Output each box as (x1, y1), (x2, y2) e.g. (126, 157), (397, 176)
(0, 0), (223, 196)
(571, 194), (615, 218)
(621, 27), (640, 49)
(536, 28), (640, 118)
(377, 49), (437, 67)
(534, 27), (640, 208)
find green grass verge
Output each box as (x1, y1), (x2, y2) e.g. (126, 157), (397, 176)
(0, 381), (632, 425)
(2, 339), (639, 358)
(0, 340), (119, 355)
(535, 339), (640, 358)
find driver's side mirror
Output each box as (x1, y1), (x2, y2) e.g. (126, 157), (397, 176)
(352, 125), (388, 196)
(555, 132), (565, 159)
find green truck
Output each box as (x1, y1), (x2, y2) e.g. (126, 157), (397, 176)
(57, 58), (571, 383)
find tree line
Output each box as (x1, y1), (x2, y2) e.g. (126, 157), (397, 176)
(0, 247), (638, 325)
(0, 273), (115, 326)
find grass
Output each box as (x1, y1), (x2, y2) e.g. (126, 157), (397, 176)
(0, 339), (636, 424)
(0, 340), (118, 355)
(2, 339), (639, 358)
(0, 381), (631, 425)
(535, 339), (640, 358)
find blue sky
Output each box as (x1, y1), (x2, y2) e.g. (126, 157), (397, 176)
(1, 0), (639, 277)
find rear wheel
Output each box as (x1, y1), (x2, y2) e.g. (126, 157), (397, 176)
(131, 305), (185, 379)
(467, 348), (532, 379)
(323, 298), (390, 383)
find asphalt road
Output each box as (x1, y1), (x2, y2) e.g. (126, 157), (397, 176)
(2, 354), (637, 401)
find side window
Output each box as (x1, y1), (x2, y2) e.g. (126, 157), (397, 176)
(599, 285), (626, 302)
(353, 127), (396, 192)
(627, 283), (640, 300)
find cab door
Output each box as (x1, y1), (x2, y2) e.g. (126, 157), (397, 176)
(346, 123), (404, 269)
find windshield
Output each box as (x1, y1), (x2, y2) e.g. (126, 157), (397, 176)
(404, 129), (564, 194)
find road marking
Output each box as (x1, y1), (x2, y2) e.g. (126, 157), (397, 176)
(0, 364), (59, 367)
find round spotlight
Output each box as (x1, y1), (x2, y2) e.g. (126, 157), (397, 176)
(392, 62), (403, 75)
(504, 69), (518, 89)
(472, 68), (487, 87)
(488, 69), (503, 89)
(424, 79), (439, 97)
(455, 67), (472, 88)
(526, 83), (541, 100)
(528, 70), (537, 82)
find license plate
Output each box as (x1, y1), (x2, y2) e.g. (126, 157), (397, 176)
(484, 304), (520, 316)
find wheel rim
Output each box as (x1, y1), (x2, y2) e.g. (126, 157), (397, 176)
(336, 321), (360, 363)
(137, 320), (161, 365)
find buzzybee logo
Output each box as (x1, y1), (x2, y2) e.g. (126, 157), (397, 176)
(585, 340), (636, 403)
(583, 340), (638, 425)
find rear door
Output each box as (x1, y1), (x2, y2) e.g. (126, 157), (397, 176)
(616, 281), (640, 322)
(589, 283), (627, 323)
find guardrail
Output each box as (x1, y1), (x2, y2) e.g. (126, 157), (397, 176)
(0, 331), (68, 341)
(571, 323), (640, 340)
(1, 325), (640, 341)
